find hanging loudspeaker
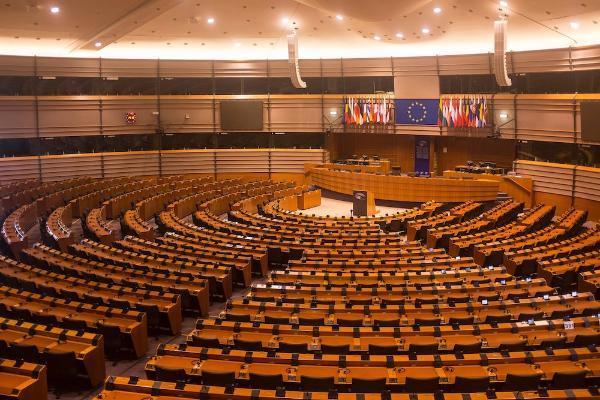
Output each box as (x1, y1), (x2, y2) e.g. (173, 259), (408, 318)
(287, 30), (307, 89)
(494, 20), (512, 87)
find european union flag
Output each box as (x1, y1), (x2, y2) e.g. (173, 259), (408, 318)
(395, 99), (439, 126)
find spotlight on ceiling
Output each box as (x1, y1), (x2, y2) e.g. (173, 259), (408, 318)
(373, 35), (381, 40)
(207, 17), (215, 24)
(50, 6), (60, 14)
(395, 32), (404, 38)
(433, 7), (442, 14)
(335, 15), (343, 21)
(570, 21), (580, 29)
(282, 17), (290, 26)
(234, 42), (241, 47)
(422, 28), (430, 34)
(499, 1), (508, 7)
(94, 41), (102, 48)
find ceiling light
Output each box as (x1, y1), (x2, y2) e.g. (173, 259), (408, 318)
(234, 42), (241, 47)
(499, 1), (508, 7)
(50, 6), (60, 14)
(373, 35), (381, 40)
(94, 41), (102, 48)
(335, 15), (343, 21)
(422, 27), (430, 34)
(499, 112), (508, 119)
(570, 21), (580, 29)
(207, 17), (215, 24)
(282, 17), (289, 25)
(395, 32), (404, 38)
(433, 7), (442, 14)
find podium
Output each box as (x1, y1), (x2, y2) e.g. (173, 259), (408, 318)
(353, 190), (376, 217)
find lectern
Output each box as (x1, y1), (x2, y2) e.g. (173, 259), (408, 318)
(353, 190), (376, 217)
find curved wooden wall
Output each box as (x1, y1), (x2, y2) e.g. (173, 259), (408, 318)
(514, 160), (600, 220)
(307, 167), (499, 203)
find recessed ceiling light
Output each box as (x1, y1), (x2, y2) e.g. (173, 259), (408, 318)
(50, 6), (60, 14)
(207, 17), (215, 24)
(422, 27), (430, 34)
(234, 42), (241, 47)
(395, 32), (404, 38)
(433, 7), (442, 14)
(499, 1), (508, 7)
(570, 21), (580, 29)
(282, 17), (289, 25)
(373, 35), (381, 40)
(335, 15), (343, 21)
(94, 41), (102, 48)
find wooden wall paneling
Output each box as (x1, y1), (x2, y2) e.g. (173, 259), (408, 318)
(270, 149), (325, 173)
(102, 151), (160, 177)
(37, 97), (101, 137)
(269, 97), (323, 132)
(160, 97), (215, 133)
(509, 47), (572, 73)
(0, 97), (37, 138)
(102, 97), (158, 135)
(0, 156), (40, 182)
(570, 46), (600, 71)
(99, 59), (158, 78)
(0, 55), (35, 76)
(331, 133), (415, 172)
(392, 56), (438, 76)
(574, 166), (600, 202)
(493, 94), (517, 140)
(213, 60), (268, 77)
(533, 192), (574, 214)
(36, 57), (99, 77)
(270, 173), (307, 185)
(342, 58), (393, 77)
(215, 149), (269, 173)
(437, 54), (491, 75)
(435, 137), (516, 174)
(160, 149), (215, 175)
(40, 153), (102, 181)
(158, 60), (213, 78)
(515, 95), (576, 142)
(514, 161), (574, 197)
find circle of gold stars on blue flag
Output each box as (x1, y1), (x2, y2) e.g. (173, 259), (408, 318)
(407, 101), (428, 123)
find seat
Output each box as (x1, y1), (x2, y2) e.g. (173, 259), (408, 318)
(264, 315), (289, 324)
(0, 339), (9, 358)
(498, 339), (527, 352)
(321, 343), (350, 354)
(298, 317), (324, 326)
(136, 303), (161, 331)
(154, 365), (188, 383)
(448, 316), (474, 325)
(502, 373), (541, 391)
(484, 314), (512, 324)
(451, 375), (490, 392)
(96, 322), (123, 362)
(227, 313), (251, 322)
(538, 337), (567, 350)
(60, 289), (80, 301)
(414, 317), (441, 326)
(454, 342), (482, 354)
(517, 311), (544, 322)
(32, 312), (58, 328)
(190, 335), (221, 348)
(252, 296), (275, 303)
(202, 370), (236, 386)
(83, 294), (105, 307)
(368, 344), (399, 355)
(549, 308), (574, 319)
(405, 376), (439, 393)
(573, 333), (600, 347)
(10, 306), (33, 321)
(550, 370), (588, 389)
(408, 342), (439, 355)
(62, 317), (88, 331)
(10, 342), (39, 363)
(234, 339), (263, 351)
(351, 377), (387, 392)
(279, 341), (308, 353)
(45, 350), (79, 397)
(374, 318), (400, 327)
(249, 372), (284, 389)
(300, 375), (335, 391)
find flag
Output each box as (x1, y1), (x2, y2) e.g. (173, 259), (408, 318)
(395, 99), (439, 125)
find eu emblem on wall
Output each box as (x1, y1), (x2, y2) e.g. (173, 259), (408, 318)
(395, 99), (439, 126)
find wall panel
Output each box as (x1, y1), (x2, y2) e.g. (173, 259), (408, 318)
(160, 97), (215, 133)
(102, 97), (157, 135)
(40, 153), (102, 181)
(103, 151), (160, 177)
(0, 97), (36, 138)
(0, 156), (39, 182)
(160, 150), (215, 175)
(38, 97), (101, 137)
(270, 149), (325, 173)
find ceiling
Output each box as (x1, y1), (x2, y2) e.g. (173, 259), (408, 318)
(0, 0), (599, 60)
